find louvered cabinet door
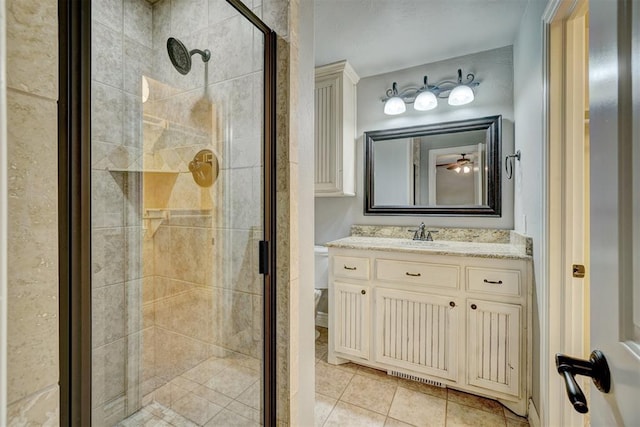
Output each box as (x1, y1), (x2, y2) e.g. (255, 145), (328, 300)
(467, 299), (521, 396)
(375, 288), (459, 381)
(333, 282), (370, 359)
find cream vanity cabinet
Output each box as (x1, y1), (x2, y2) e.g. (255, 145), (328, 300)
(314, 61), (359, 197)
(327, 247), (531, 415)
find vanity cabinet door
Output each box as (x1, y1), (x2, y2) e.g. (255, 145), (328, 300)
(466, 299), (521, 397)
(375, 288), (459, 381)
(333, 281), (370, 359)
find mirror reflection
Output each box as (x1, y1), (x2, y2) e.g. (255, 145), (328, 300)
(365, 115), (501, 216)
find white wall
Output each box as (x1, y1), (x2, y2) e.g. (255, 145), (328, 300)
(513, 0), (547, 413)
(315, 45), (515, 244)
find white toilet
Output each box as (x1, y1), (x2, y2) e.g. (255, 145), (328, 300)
(314, 245), (329, 338)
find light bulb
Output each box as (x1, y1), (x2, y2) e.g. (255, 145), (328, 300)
(454, 166), (461, 173)
(448, 85), (474, 106)
(463, 165), (471, 173)
(414, 90), (437, 111)
(384, 96), (406, 115)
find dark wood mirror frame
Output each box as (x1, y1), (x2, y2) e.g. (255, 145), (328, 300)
(364, 115), (502, 216)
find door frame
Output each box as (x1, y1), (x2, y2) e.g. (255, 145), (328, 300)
(542, 0), (590, 426)
(58, 2), (278, 425)
(0, 0), (8, 423)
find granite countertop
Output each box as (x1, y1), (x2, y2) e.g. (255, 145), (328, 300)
(324, 236), (531, 260)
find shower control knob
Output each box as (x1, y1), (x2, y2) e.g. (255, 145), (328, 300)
(361, 290), (366, 295)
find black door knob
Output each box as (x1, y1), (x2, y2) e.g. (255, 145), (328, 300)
(555, 350), (611, 414)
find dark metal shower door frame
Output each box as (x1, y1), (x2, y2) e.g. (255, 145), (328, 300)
(58, 1), (278, 425)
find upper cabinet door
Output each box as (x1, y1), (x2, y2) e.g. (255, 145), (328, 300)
(315, 61), (359, 197)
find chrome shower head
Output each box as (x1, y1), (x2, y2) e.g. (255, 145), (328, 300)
(166, 37), (211, 75)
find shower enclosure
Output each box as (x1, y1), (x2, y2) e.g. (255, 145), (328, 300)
(59, 1), (276, 425)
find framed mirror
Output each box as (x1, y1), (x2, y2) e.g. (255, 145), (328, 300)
(364, 115), (501, 216)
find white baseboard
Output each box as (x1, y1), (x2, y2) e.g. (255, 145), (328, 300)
(315, 312), (328, 328)
(528, 399), (541, 427)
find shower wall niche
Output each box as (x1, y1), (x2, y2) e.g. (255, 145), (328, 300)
(91, 0), (267, 425)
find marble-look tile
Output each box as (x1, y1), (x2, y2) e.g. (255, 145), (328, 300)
(172, 392), (224, 425)
(262, 0), (289, 39)
(204, 361), (259, 398)
(236, 380), (261, 410)
(92, 21), (124, 89)
(208, 0), (240, 25)
(340, 374), (397, 415)
(447, 389), (504, 415)
(192, 384), (233, 408)
(93, 339), (127, 406)
(154, 329), (209, 382)
(323, 401), (386, 427)
(506, 419), (530, 427)
(92, 170), (125, 228)
(354, 365), (398, 386)
(446, 401), (507, 427)
(6, 0), (58, 99)
(7, 384), (59, 426)
(92, 227), (126, 289)
(93, 0), (123, 33)
(396, 378), (447, 399)
(92, 283), (126, 348)
(207, 15), (254, 84)
(384, 417), (414, 427)
(171, 0), (208, 35)
(226, 400), (261, 423)
(315, 393), (336, 427)
(93, 395), (127, 427)
(124, 0), (152, 48)
(124, 226), (146, 281)
(205, 408), (260, 427)
(124, 38), (153, 97)
(92, 82), (125, 145)
(388, 387), (446, 427)
(123, 93), (143, 149)
(315, 360), (354, 399)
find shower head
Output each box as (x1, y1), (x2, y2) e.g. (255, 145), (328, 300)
(167, 37), (211, 75)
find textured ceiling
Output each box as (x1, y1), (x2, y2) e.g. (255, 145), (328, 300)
(315, 0), (529, 77)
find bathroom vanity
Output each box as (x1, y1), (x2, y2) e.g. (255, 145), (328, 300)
(326, 235), (532, 416)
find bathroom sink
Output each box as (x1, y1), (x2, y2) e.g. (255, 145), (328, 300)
(396, 240), (448, 248)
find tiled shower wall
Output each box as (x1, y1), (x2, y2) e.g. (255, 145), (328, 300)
(91, 0), (269, 424)
(6, 0), (59, 424)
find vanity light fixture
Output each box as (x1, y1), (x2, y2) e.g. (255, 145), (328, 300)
(382, 68), (479, 115)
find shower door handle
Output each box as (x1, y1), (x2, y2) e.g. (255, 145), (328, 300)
(259, 241), (270, 275)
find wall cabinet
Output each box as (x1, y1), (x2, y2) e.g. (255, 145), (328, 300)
(314, 61), (359, 197)
(328, 248), (531, 416)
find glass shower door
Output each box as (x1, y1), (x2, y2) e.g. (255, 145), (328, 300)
(89, 1), (271, 425)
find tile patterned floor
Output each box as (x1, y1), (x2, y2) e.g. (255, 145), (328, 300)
(314, 327), (530, 427)
(119, 353), (262, 426)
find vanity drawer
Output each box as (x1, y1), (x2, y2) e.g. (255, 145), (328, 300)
(333, 256), (370, 280)
(467, 267), (521, 296)
(376, 259), (459, 289)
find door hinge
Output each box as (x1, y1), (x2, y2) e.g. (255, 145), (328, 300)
(259, 241), (270, 275)
(572, 264), (585, 278)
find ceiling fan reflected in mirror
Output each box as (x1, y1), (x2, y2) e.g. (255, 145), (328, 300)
(437, 153), (474, 173)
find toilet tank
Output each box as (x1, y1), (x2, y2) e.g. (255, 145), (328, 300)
(314, 245), (329, 289)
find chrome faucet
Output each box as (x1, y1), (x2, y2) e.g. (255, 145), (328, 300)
(409, 222), (426, 240)
(409, 222), (437, 241)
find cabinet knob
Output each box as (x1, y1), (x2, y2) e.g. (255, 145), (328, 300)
(361, 289), (366, 295)
(449, 301), (456, 307)
(470, 304), (477, 310)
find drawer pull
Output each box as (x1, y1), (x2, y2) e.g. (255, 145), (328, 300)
(344, 265), (357, 271)
(361, 289), (366, 295)
(405, 272), (422, 277)
(484, 279), (503, 285)
(449, 301), (456, 308)
(471, 304), (477, 310)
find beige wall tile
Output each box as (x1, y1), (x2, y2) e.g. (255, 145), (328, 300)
(92, 339), (127, 406)
(6, 0), (58, 99)
(7, 385), (59, 426)
(6, 90), (59, 403)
